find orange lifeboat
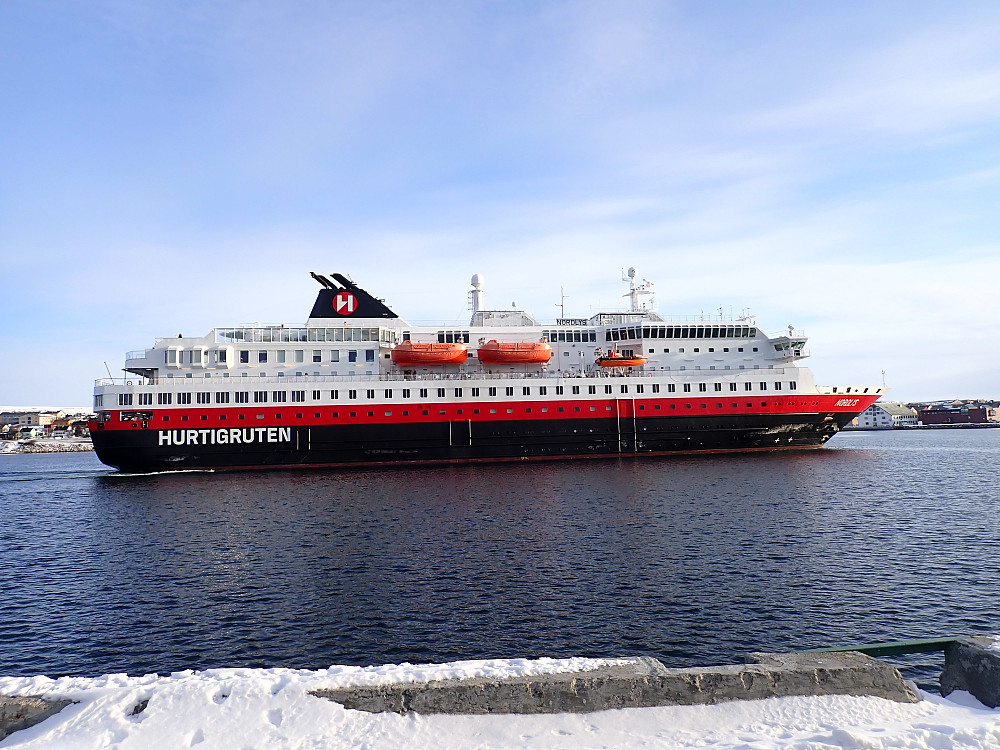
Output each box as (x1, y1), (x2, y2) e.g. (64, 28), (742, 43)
(476, 340), (552, 365)
(596, 350), (646, 368)
(391, 341), (468, 366)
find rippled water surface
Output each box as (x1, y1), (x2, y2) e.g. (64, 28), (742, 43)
(2, 430), (999, 686)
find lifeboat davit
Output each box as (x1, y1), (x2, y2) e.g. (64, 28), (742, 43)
(596, 351), (646, 368)
(476, 340), (552, 365)
(391, 341), (468, 366)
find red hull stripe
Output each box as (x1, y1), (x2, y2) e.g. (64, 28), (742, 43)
(92, 394), (881, 432)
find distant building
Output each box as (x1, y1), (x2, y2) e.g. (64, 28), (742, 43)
(848, 402), (919, 429)
(2, 411), (63, 427)
(918, 403), (989, 425)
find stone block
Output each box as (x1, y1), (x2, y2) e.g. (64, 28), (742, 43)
(0, 695), (75, 741)
(311, 652), (918, 715)
(940, 636), (1000, 707)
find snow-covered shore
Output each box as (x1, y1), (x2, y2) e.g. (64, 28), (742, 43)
(2, 658), (999, 749)
(0, 438), (93, 454)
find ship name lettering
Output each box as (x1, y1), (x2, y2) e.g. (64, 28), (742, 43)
(158, 427), (292, 446)
(834, 398), (860, 407)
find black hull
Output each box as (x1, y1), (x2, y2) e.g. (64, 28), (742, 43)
(91, 412), (853, 472)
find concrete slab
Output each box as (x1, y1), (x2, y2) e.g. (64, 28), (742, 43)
(311, 652), (919, 715)
(940, 636), (1000, 707)
(0, 695), (75, 741)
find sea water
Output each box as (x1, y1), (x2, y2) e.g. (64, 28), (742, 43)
(1, 429), (998, 688)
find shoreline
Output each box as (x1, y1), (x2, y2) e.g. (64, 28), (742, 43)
(0, 439), (94, 455)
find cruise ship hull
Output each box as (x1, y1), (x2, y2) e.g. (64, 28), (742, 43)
(90, 401), (872, 472)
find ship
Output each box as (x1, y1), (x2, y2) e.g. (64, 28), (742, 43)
(88, 269), (883, 472)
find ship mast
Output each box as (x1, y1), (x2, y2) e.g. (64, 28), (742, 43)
(622, 267), (655, 312)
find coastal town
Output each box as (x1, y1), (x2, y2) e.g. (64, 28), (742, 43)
(2, 399), (998, 455)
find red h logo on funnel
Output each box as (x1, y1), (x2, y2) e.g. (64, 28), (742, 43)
(334, 292), (358, 315)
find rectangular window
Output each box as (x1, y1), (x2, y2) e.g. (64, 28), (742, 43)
(177, 392), (192, 405)
(651, 384), (659, 393)
(774, 382), (782, 391)
(254, 391), (268, 403)
(437, 388), (446, 398)
(488, 387), (497, 396)
(291, 391), (306, 402)
(571, 385), (579, 394)
(620, 385), (628, 394)
(523, 387), (530, 396)
(402, 389), (410, 398)
(505, 387), (514, 396)
(683, 384), (691, 392)
(365, 350), (375, 363)
(312, 390), (321, 400)
(384, 389), (393, 398)
(240, 351), (249, 364)
(745, 383), (753, 391)
(730, 383), (737, 391)
(272, 391), (287, 402)
(667, 384), (676, 392)
(714, 383), (722, 392)
(419, 388), (428, 398)
(605, 385), (612, 394)
(258, 351), (267, 364)
(636, 385), (644, 394)
(760, 382), (767, 391)
(588, 385), (596, 394)
(471, 388), (480, 396)
(349, 390), (357, 399)
(277, 350), (286, 363)
(313, 350), (322, 363)
(157, 393), (173, 405)
(539, 387), (547, 395)
(118, 393), (133, 406)
(698, 383), (707, 392)
(348, 350), (357, 362)
(295, 350), (304, 363)
(329, 350), (340, 362)
(331, 390), (339, 399)
(454, 388), (462, 397)
(789, 382), (797, 390)
(197, 392), (211, 404)
(235, 392), (249, 404)
(366, 389), (375, 399)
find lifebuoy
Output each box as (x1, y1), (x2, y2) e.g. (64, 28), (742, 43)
(126, 380), (133, 386)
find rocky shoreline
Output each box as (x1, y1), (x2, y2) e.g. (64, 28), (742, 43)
(0, 439), (94, 454)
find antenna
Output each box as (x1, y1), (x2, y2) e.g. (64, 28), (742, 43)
(104, 361), (114, 380)
(556, 286), (569, 319)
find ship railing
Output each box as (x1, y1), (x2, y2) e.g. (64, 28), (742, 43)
(95, 366), (798, 390)
(816, 385), (886, 396)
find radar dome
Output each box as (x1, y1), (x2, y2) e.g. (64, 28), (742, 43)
(471, 273), (485, 288)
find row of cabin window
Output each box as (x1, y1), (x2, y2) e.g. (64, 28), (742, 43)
(216, 327), (388, 343)
(121, 381), (799, 407)
(121, 396), (824, 424)
(542, 330), (599, 343)
(237, 349), (377, 364)
(608, 325), (757, 342)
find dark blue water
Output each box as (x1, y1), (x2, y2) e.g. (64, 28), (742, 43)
(2, 430), (999, 688)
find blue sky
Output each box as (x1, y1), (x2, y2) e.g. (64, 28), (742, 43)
(3, 1), (999, 406)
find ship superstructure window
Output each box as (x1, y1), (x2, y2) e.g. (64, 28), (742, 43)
(312, 390), (321, 400)
(197, 392), (210, 404)
(118, 393), (133, 406)
(505, 387), (514, 396)
(366, 350), (375, 363)
(471, 388), (479, 396)
(329, 350), (340, 362)
(667, 384), (675, 392)
(437, 330), (470, 343)
(235, 392), (249, 403)
(367, 390), (375, 399)
(789, 382), (797, 390)
(254, 391), (268, 403)
(419, 388), (428, 398)
(157, 393), (172, 405)
(683, 384), (691, 392)
(178, 393), (192, 404)
(760, 382), (767, 391)
(313, 350), (322, 363)
(272, 391), (287, 402)
(240, 351), (249, 364)
(651, 384), (659, 393)
(489, 387), (497, 396)
(216, 392), (230, 404)
(523, 387), (530, 396)
(349, 390), (357, 399)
